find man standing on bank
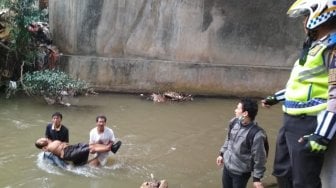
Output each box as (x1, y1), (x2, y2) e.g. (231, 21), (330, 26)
(89, 115), (121, 167)
(217, 98), (267, 188)
(261, 0), (336, 187)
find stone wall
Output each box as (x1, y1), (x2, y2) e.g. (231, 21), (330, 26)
(49, 0), (302, 96)
(48, 1), (336, 186)
(60, 56), (291, 96)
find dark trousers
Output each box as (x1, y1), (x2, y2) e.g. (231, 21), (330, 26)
(222, 166), (250, 188)
(272, 114), (324, 188)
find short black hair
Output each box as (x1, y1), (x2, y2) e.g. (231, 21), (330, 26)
(240, 98), (258, 121)
(35, 139), (47, 149)
(96, 115), (107, 122)
(52, 112), (62, 119)
(35, 142), (43, 149)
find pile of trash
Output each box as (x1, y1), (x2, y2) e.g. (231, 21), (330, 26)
(27, 21), (61, 70)
(140, 91), (193, 103)
(140, 174), (168, 188)
(140, 180), (168, 188)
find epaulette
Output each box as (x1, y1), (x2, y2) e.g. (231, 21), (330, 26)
(324, 32), (336, 48)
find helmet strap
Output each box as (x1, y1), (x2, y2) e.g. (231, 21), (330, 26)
(299, 30), (317, 65)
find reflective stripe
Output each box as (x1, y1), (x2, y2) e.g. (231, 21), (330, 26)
(298, 65), (326, 82)
(284, 34), (336, 115)
(284, 39), (330, 115)
(315, 111), (336, 140)
(283, 100), (327, 116)
(275, 89), (286, 101)
(328, 122), (336, 139)
(284, 98), (326, 108)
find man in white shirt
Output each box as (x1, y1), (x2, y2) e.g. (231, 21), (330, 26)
(89, 115), (121, 167)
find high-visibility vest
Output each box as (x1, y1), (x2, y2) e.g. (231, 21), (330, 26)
(283, 34), (336, 115)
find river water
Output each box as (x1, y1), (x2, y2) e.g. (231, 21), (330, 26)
(0, 93), (282, 188)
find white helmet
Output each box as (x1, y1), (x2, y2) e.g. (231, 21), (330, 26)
(287, 0), (336, 30)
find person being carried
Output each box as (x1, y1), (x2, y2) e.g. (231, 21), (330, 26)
(88, 115), (121, 167)
(35, 137), (121, 166)
(216, 98), (267, 188)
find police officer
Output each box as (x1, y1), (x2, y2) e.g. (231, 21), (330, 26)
(262, 0), (336, 187)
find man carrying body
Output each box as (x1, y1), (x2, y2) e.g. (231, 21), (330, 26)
(45, 112), (69, 142)
(43, 112), (69, 168)
(35, 137), (121, 166)
(89, 115), (121, 166)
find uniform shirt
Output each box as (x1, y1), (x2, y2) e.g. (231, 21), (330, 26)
(325, 45), (336, 113)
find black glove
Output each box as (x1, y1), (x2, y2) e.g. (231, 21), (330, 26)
(263, 95), (279, 106)
(302, 134), (329, 153)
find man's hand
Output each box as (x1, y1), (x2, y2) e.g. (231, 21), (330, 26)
(261, 95), (278, 107)
(216, 156), (223, 166)
(90, 148), (97, 154)
(253, 181), (264, 188)
(299, 134), (330, 153)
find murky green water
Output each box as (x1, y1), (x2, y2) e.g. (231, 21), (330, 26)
(0, 93), (282, 188)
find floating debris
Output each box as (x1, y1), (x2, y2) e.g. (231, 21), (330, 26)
(140, 91), (193, 103)
(140, 173), (168, 188)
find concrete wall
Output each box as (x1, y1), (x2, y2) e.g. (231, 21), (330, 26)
(60, 56), (291, 96)
(48, 0), (336, 186)
(49, 0), (303, 97)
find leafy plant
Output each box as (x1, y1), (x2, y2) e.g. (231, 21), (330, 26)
(0, 0), (47, 87)
(1, 1), (94, 105)
(22, 70), (91, 105)
(2, 0), (45, 63)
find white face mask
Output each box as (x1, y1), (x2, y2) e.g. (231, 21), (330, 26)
(238, 115), (245, 122)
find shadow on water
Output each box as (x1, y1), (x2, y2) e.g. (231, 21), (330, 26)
(0, 93), (283, 188)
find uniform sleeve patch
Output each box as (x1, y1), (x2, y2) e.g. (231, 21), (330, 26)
(308, 45), (323, 56)
(329, 68), (336, 84)
(330, 50), (336, 68)
(328, 50), (336, 84)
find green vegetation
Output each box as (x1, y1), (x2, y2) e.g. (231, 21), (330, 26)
(0, 0), (44, 77)
(22, 70), (90, 105)
(0, 0), (93, 104)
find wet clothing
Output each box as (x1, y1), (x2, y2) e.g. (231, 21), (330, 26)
(219, 118), (267, 187)
(45, 123), (69, 142)
(44, 123), (69, 167)
(43, 151), (68, 168)
(89, 127), (115, 165)
(63, 143), (90, 166)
